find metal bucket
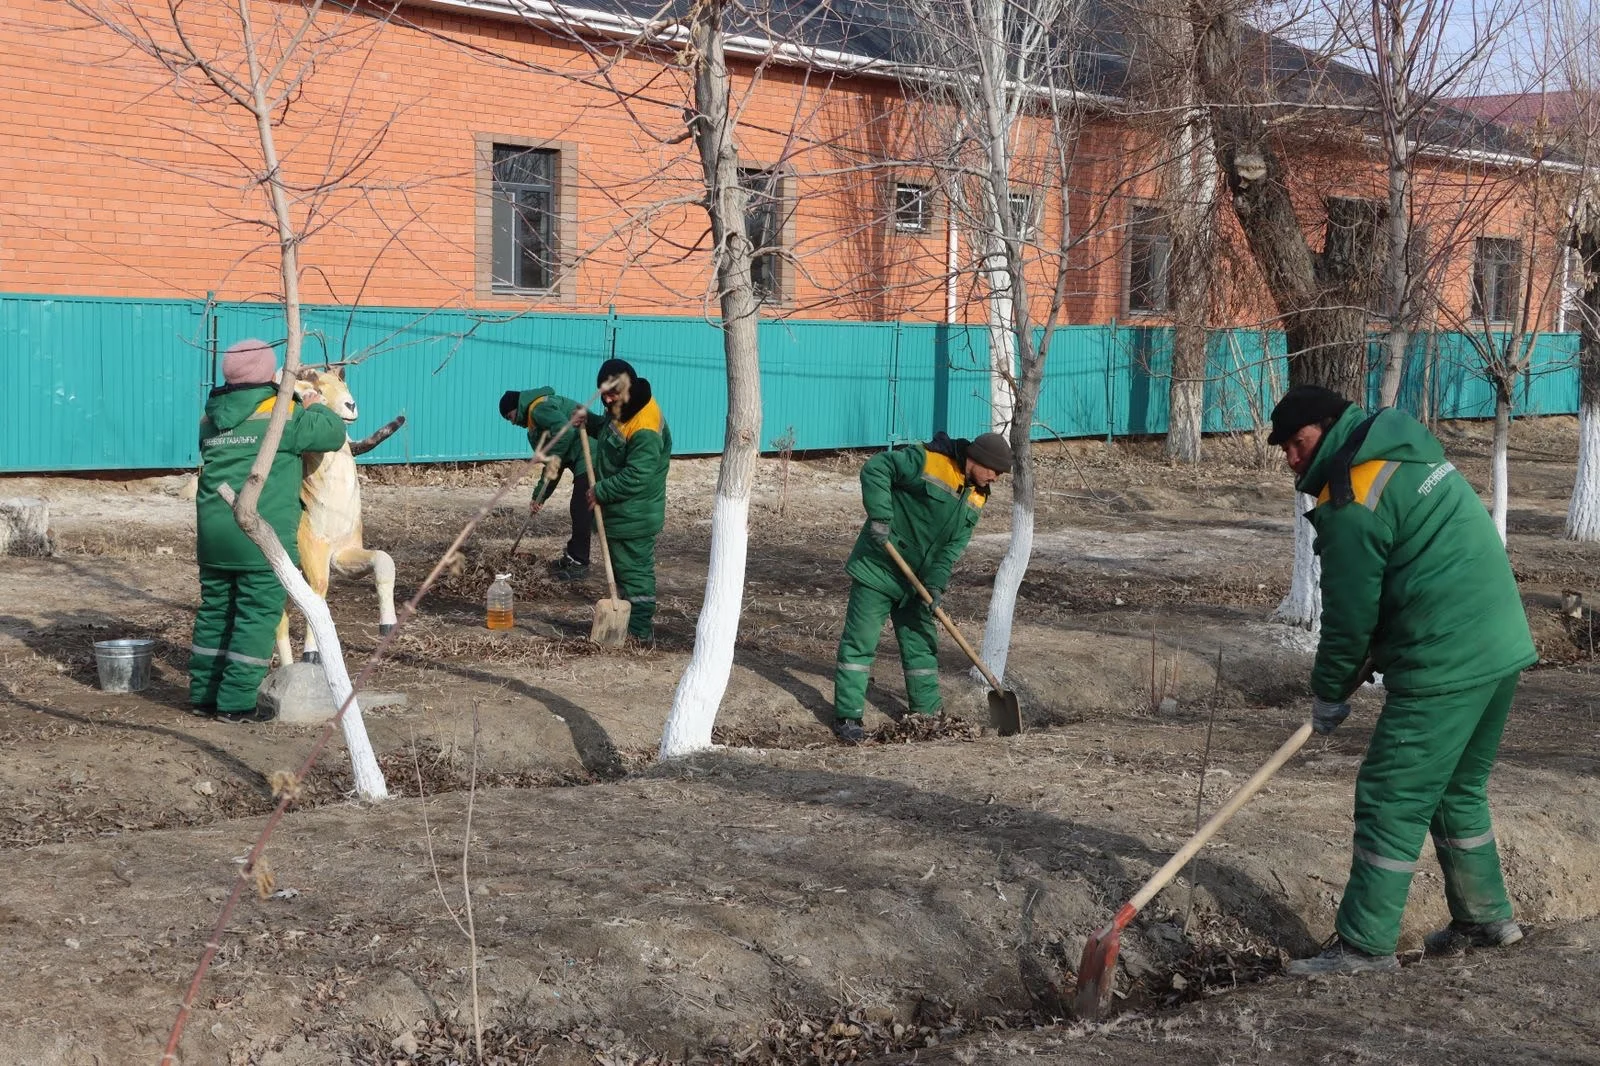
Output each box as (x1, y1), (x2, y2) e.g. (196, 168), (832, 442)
(93, 639), (156, 693)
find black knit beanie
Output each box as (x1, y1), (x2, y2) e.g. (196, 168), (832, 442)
(499, 390), (521, 420)
(967, 431), (1014, 474)
(1267, 386), (1352, 445)
(597, 358), (637, 389)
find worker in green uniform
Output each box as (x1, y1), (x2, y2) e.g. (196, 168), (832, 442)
(831, 431), (1013, 743)
(1268, 386), (1536, 976)
(190, 340), (348, 722)
(573, 359), (670, 642)
(500, 387), (593, 580)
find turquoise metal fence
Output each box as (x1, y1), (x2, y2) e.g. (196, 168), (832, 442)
(0, 292), (1582, 472)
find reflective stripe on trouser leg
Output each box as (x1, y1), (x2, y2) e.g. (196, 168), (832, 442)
(1336, 676), (1514, 955)
(189, 566), (238, 708)
(1432, 672), (1519, 925)
(833, 581), (894, 719)
(890, 596), (942, 714)
(608, 533), (658, 640)
(215, 569), (287, 713)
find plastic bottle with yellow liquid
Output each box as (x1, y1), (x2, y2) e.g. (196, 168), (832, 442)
(486, 573), (514, 630)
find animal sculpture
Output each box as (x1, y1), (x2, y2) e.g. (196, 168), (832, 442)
(273, 366), (405, 665)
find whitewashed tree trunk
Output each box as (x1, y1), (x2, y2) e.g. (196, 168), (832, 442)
(220, 485), (387, 800)
(1375, 4), (1413, 411)
(659, 0), (761, 758)
(1491, 391), (1511, 545)
(1274, 493), (1321, 630)
(662, 493), (750, 756)
(1569, 398), (1600, 539)
(978, 500), (1033, 684)
(986, 245), (1017, 433)
(1566, 217), (1600, 540)
(1164, 45), (1212, 463)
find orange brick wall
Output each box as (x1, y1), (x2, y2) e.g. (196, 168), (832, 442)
(0, 0), (1568, 329)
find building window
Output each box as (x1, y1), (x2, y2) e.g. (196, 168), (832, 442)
(1473, 238), (1522, 323)
(739, 167), (783, 301)
(1008, 192), (1036, 241)
(1127, 205), (1171, 314)
(894, 182), (930, 233)
(491, 145), (559, 292)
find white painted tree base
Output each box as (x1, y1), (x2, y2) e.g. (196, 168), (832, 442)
(218, 487), (387, 800)
(660, 493), (749, 758)
(1491, 401), (1510, 546)
(1273, 493), (1321, 631)
(974, 502), (1033, 686)
(1568, 400), (1600, 541)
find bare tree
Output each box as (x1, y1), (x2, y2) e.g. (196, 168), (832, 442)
(442, 0), (927, 753)
(1193, 1), (1383, 628)
(1326, 0), (1511, 408)
(66, 0), (390, 798)
(1145, 6), (1221, 463)
(1559, 0), (1600, 539)
(1434, 136), (1575, 542)
(895, 0), (1115, 684)
(658, 0), (765, 756)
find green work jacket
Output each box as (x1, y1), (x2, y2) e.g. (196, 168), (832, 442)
(511, 387), (589, 472)
(591, 386), (671, 541)
(845, 435), (989, 601)
(1299, 406), (1536, 699)
(195, 384), (348, 571)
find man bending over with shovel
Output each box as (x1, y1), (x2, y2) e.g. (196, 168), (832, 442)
(831, 431), (1012, 743)
(1269, 385), (1535, 977)
(573, 359), (671, 643)
(500, 387), (593, 581)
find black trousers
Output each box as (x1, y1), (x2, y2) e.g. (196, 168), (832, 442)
(565, 470), (592, 565)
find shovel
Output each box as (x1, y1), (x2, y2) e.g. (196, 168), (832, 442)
(882, 541), (1022, 736)
(578, 426), (631, 647)
(1073, 720), (1313, 1019)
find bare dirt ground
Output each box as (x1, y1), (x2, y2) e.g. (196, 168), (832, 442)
(1, 418), (1597, 1065)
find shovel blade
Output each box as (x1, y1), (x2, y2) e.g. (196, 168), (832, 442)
(590, 598), (631, 647)
(988, 689), (1022, 736)
(1072, 924), (1122, 1020)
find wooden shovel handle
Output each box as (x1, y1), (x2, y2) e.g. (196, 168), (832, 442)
(1124, 721), (1313, 915)
(578, 425), (620, 602)
(882, 541), (1006, 693)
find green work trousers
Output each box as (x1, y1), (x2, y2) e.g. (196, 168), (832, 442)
(189, 567), (286, 713)
(1336, 671), (1520, 955)
(833, 580), (941, 720)
(608, 534), (657, 641)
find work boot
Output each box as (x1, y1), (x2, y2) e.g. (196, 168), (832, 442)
(1284, 935), (1400, 977)
(548, 552), (590, 582)
(834, 717), (866, 744)
(1423, 919), (1524, 958)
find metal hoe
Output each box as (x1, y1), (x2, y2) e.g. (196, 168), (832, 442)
(1073, 720), (1312, 1019)
(882, 541), (1023, 736)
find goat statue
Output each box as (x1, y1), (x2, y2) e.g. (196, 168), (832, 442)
(273, 365), (405, 666)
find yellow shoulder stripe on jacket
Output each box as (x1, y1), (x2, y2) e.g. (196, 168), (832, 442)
(618, 397), (664, 440)
(922, 450), (984, 509)
(248, 396), (278, 418)
(1316, 459), (1401, 511)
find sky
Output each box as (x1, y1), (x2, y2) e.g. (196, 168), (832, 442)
(1253, 0), (1582, 96)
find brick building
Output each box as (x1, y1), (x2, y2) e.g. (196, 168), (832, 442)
(0, 1), (1579, 470)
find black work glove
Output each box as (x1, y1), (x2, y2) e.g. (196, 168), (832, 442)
(1311, 697), (1351, 736)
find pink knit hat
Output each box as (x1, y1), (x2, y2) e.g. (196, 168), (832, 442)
(222, 339), (277, 385)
